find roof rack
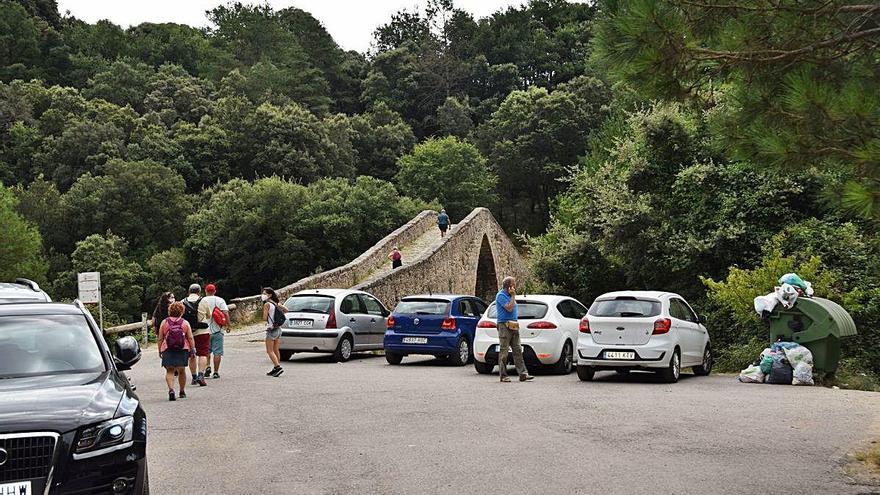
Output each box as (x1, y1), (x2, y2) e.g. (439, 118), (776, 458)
(15, 278), (41, 292)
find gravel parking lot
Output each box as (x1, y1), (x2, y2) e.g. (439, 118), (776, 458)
(130, 328), (880, 495)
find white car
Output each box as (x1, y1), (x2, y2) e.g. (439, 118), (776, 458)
(473, 295), (587, 375)
(576, 291), (712, 383)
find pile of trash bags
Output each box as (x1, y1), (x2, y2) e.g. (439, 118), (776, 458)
(739, 342), (814, 386)
(753, 273), (815, 320)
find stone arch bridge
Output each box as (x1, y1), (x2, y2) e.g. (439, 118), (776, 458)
(229, 208), (530, 322)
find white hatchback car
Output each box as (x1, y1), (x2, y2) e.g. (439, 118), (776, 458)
(473, 295), (588, 375)
(576, 291), (712, 383)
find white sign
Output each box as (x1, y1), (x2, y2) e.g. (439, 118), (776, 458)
(78, 272), (101, 304)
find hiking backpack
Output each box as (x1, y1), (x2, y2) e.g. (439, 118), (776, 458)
(271, 303), (286, 328)
(165, 318), (186, 350)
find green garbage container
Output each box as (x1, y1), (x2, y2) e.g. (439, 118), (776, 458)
(767, 297), (857, 374)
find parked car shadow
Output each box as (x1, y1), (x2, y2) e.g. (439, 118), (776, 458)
(286, 353), (382, 363)
(590, 370), (700, 384)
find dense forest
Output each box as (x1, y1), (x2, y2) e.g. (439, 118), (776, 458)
(0, 0), (878, 381)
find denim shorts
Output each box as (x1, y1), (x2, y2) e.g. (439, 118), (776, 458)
(210, 332), (224, 356)
(266, 327), (282, 340)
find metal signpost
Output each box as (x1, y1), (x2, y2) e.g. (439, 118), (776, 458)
(77, 272), (103, 330)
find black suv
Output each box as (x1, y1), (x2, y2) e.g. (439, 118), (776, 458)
(0, 300), (148, 494)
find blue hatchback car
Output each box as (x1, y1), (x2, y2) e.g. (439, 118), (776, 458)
(384, 295), (489, 366)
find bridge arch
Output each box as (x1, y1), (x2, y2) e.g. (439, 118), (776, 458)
(474, 234), (498, 303)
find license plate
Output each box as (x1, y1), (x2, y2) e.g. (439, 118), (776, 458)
(402, 337), (428, 344)
(290, 319), (313, 327)
(605, 351), (635, 360)
(0, 482), (31, 495)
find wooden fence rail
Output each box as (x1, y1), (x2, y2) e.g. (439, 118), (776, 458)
(104, 304), (237, 341)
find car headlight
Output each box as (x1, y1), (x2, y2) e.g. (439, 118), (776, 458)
(75, 416), (134, 455)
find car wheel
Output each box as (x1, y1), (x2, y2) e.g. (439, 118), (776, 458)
(692, 344), (713, 376)
(279, 350), (294, 362)
(474, 359), (494, 374)
(552, 340), (574, 375)
(385, 351), (403, 365)
(448, 337), (470, 366)
(333, 335), (353, 362)
(658, 349), (681, 383)
(576, 365), (595, 381)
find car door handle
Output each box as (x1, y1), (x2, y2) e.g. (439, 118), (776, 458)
(616, 327), (625, 331)
(349, 318), (357, 323)
(370, 319), (376, 323)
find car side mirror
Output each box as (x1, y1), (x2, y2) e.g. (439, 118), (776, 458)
(114, 336), (142, 371)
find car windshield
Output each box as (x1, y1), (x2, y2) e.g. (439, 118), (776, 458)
(0, 315), (105, 379)
(284, 295), (335, 314)
(589, 298), (661, 317)
(486, 301), (548, 320)
(395, 299), (450, 315)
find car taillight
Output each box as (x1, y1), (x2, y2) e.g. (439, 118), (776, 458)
(386, 316), (395, 329)
(579, 318), (590, 333)
(477, 320), (495, 328)
(326, 311), (337, 329)
(527, 321), (557, 329)
(653, 318), (671, 335)
(441, 317), (456, 330)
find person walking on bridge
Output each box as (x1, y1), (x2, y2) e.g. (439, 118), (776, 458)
(438, 208), (450, 238)
(389, 246), (402, 269)
(199, 284), (229, 379)
(495, 276), (534, 383)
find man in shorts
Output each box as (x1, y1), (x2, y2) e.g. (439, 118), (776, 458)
(199, 283), (229, 379)
(183, 283), (209, 387)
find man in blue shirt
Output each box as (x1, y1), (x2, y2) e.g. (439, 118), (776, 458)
(438, 209), (450, 237)
(495, 276), (534, 382)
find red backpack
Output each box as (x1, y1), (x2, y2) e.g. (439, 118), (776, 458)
(164, 318), (186, 350)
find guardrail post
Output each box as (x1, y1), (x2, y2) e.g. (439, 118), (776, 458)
(141, 313), (148, 344)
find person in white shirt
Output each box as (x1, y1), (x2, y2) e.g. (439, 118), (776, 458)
(198, 283), (229, 379)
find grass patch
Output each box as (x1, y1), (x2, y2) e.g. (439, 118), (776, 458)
(853, 442), (880, 470)
(821, 359), (880, 392)
(713, 337), (766, 373)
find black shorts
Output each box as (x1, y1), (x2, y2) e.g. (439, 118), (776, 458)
(439, 224), (448, 232)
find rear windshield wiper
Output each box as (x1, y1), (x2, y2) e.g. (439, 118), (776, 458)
(619, 312), (646, 317)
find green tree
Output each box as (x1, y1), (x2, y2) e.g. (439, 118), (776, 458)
(433, 96), (473, 138)
(396, 136), (496, 219)
(61, 159), (188, 254)
(0, 182), (47, 282)
(145, 248), (187, 302)
(476, 82), (609, 232)
(592, 0), (880, 220)
(83, 59), (154, 110)
(346, 102), (416, 180)
(58, 232), (145, 320)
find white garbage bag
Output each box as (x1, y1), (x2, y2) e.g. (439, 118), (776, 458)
(783, 345), (813, 367)
(738, 364), (765, 383)
(754, 293), (779, 316)
(792, 362), (815, 386)
(775, 284), (799, 309)
(804, 281), (814, 297)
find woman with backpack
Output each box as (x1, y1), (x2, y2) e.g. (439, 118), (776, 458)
(151, 292), (175, 337)
(388, 246), (402, 269)
(158, 301), (196, 401)
(262, 287), (285, 377)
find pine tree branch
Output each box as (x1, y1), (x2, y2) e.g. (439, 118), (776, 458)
(688, 26), (880, 62)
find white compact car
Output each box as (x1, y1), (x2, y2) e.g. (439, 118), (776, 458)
(473, 295), (588, 375)
(576, 291), (712, 383)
